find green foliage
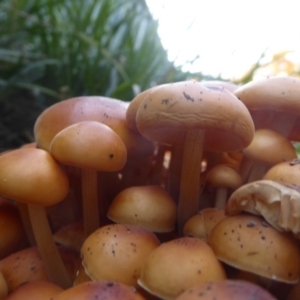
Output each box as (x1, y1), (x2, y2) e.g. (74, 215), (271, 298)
(0, 0), (196, 103)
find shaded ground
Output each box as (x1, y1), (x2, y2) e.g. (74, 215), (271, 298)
(0, 96), (45, 152)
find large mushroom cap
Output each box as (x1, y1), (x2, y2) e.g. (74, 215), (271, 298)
(0, 148), (69, 206)
(207, 213), (300, 284)
(50, 121), (127, 171)
(136, 80), (254, 152)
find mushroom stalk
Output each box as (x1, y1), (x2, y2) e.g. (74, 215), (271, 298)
(28, 203), (72, 288)
(81, 168), (100, 237)
(178, 130), (205, 234)
(214, 187), (228, 210)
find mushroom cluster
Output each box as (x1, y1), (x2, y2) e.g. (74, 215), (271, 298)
(0, 77), (300, 299)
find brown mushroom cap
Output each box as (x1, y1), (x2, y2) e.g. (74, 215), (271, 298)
(183, 208), (226, 241)
(52, 281), (146, 300)
(50, 121), (127, 171)
(136, 80), (254, 152)
(207, 213), (300, 283)
(234, 76), (300, 138)
(81, 224), (160, 287)
(5, 281), (63, 300)
(107, 185), (177, 232)
(175, 279), (277, 300)
(138, 237), (227, 299)
(0, 148), (69, 206)
(243, 128), (297, 165)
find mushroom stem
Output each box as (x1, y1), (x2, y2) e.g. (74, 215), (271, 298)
(27, 203), (72, 288)
(81, 168), (100, 237)
(214, 187), (228, 210)
(178, 130), (205, 234)
(247, 162), (269, 183)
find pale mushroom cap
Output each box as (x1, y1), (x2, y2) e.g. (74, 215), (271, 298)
(207, 213), (300, 283)
(226, 179), (300, 234)
(50, 121), (127, 171)
(183, 208), (226, 240)
(243, 129), (297, 165)
(202, 80), (240, 93)
(136, 81), (254, 152)
(81, 224), (160, 287)
(0, 148), (69, 206)
(175, 279), (277, 300)
(137, 237), (227, 300)
(52, 281), (146, 300)
(107, 185), (177, 232)
(234, 76), (300, 113)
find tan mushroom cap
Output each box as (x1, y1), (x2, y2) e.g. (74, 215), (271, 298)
(136, 80), (254, 152)
(81, 224), (160, 287)
(34, 96), (154, 158)
(5, 281), (63, 300)
(107, 185), (177, 232)
(207, 213), (300, 283)
(0, 148), (69, 206)
(183, 208), (226, 241)
(226, 179), (300, 235)
(50, 121), (127, 171)
(52, 281), (146, 300)
(138, 237), (227, 300)
(234, 76), (300, 138)
(243, 129), (297, 165)
(175, 279), (277, 300)
(263, 160), (300, 186)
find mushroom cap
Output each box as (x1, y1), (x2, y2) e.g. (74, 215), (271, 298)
(34, 96), (154, 158)
(107, 185), (177, 233)
(5, 281), (63, 300)
(206, 164), (243, 190)
(202, 80), (240, 93)
(50, 121), (127, 171)
(263, 160), (300, 186)
(137, 237), (226, 300)
(81, 224), (160, 287)
(234, 76), (300, 113)
(183, 208), (225, 241)
(51, 281), (146, 300)
(0, 148), (69, 206)
(243, 128), (297, 165)
(175, 279), (277, 300)
(226, 179), (300, 235)
(207, 213), (300, 283)
(136, 81), (254, 152)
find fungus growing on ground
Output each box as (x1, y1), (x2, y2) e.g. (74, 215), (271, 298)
(50, 121), (127, 237)
(0, 148), (71, 288)
(136, 80), (254, 233)
(138, 236), (226, 300)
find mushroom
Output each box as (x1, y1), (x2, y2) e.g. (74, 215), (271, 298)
(175, 279), (277, 300)
(50, 120), (127, 237)
(205, 164), (243, 209)
(136, 80), (254, 233)
(207, 213), (300, 286)
(137, 236), (227, 300)
(234, 76), (300, 137)
(226, 179), (300, 236)
(239, 128), (297, 183)
(51, 281), (146, 300)
(107, 185), (177, 233)
(5, 281), (63, 300)
(0, 148), (71, 288)
(80, 223), (160, 288)
(183, 207), (225, 241)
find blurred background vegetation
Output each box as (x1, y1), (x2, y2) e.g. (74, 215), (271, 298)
(0, 0), (296, 151)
